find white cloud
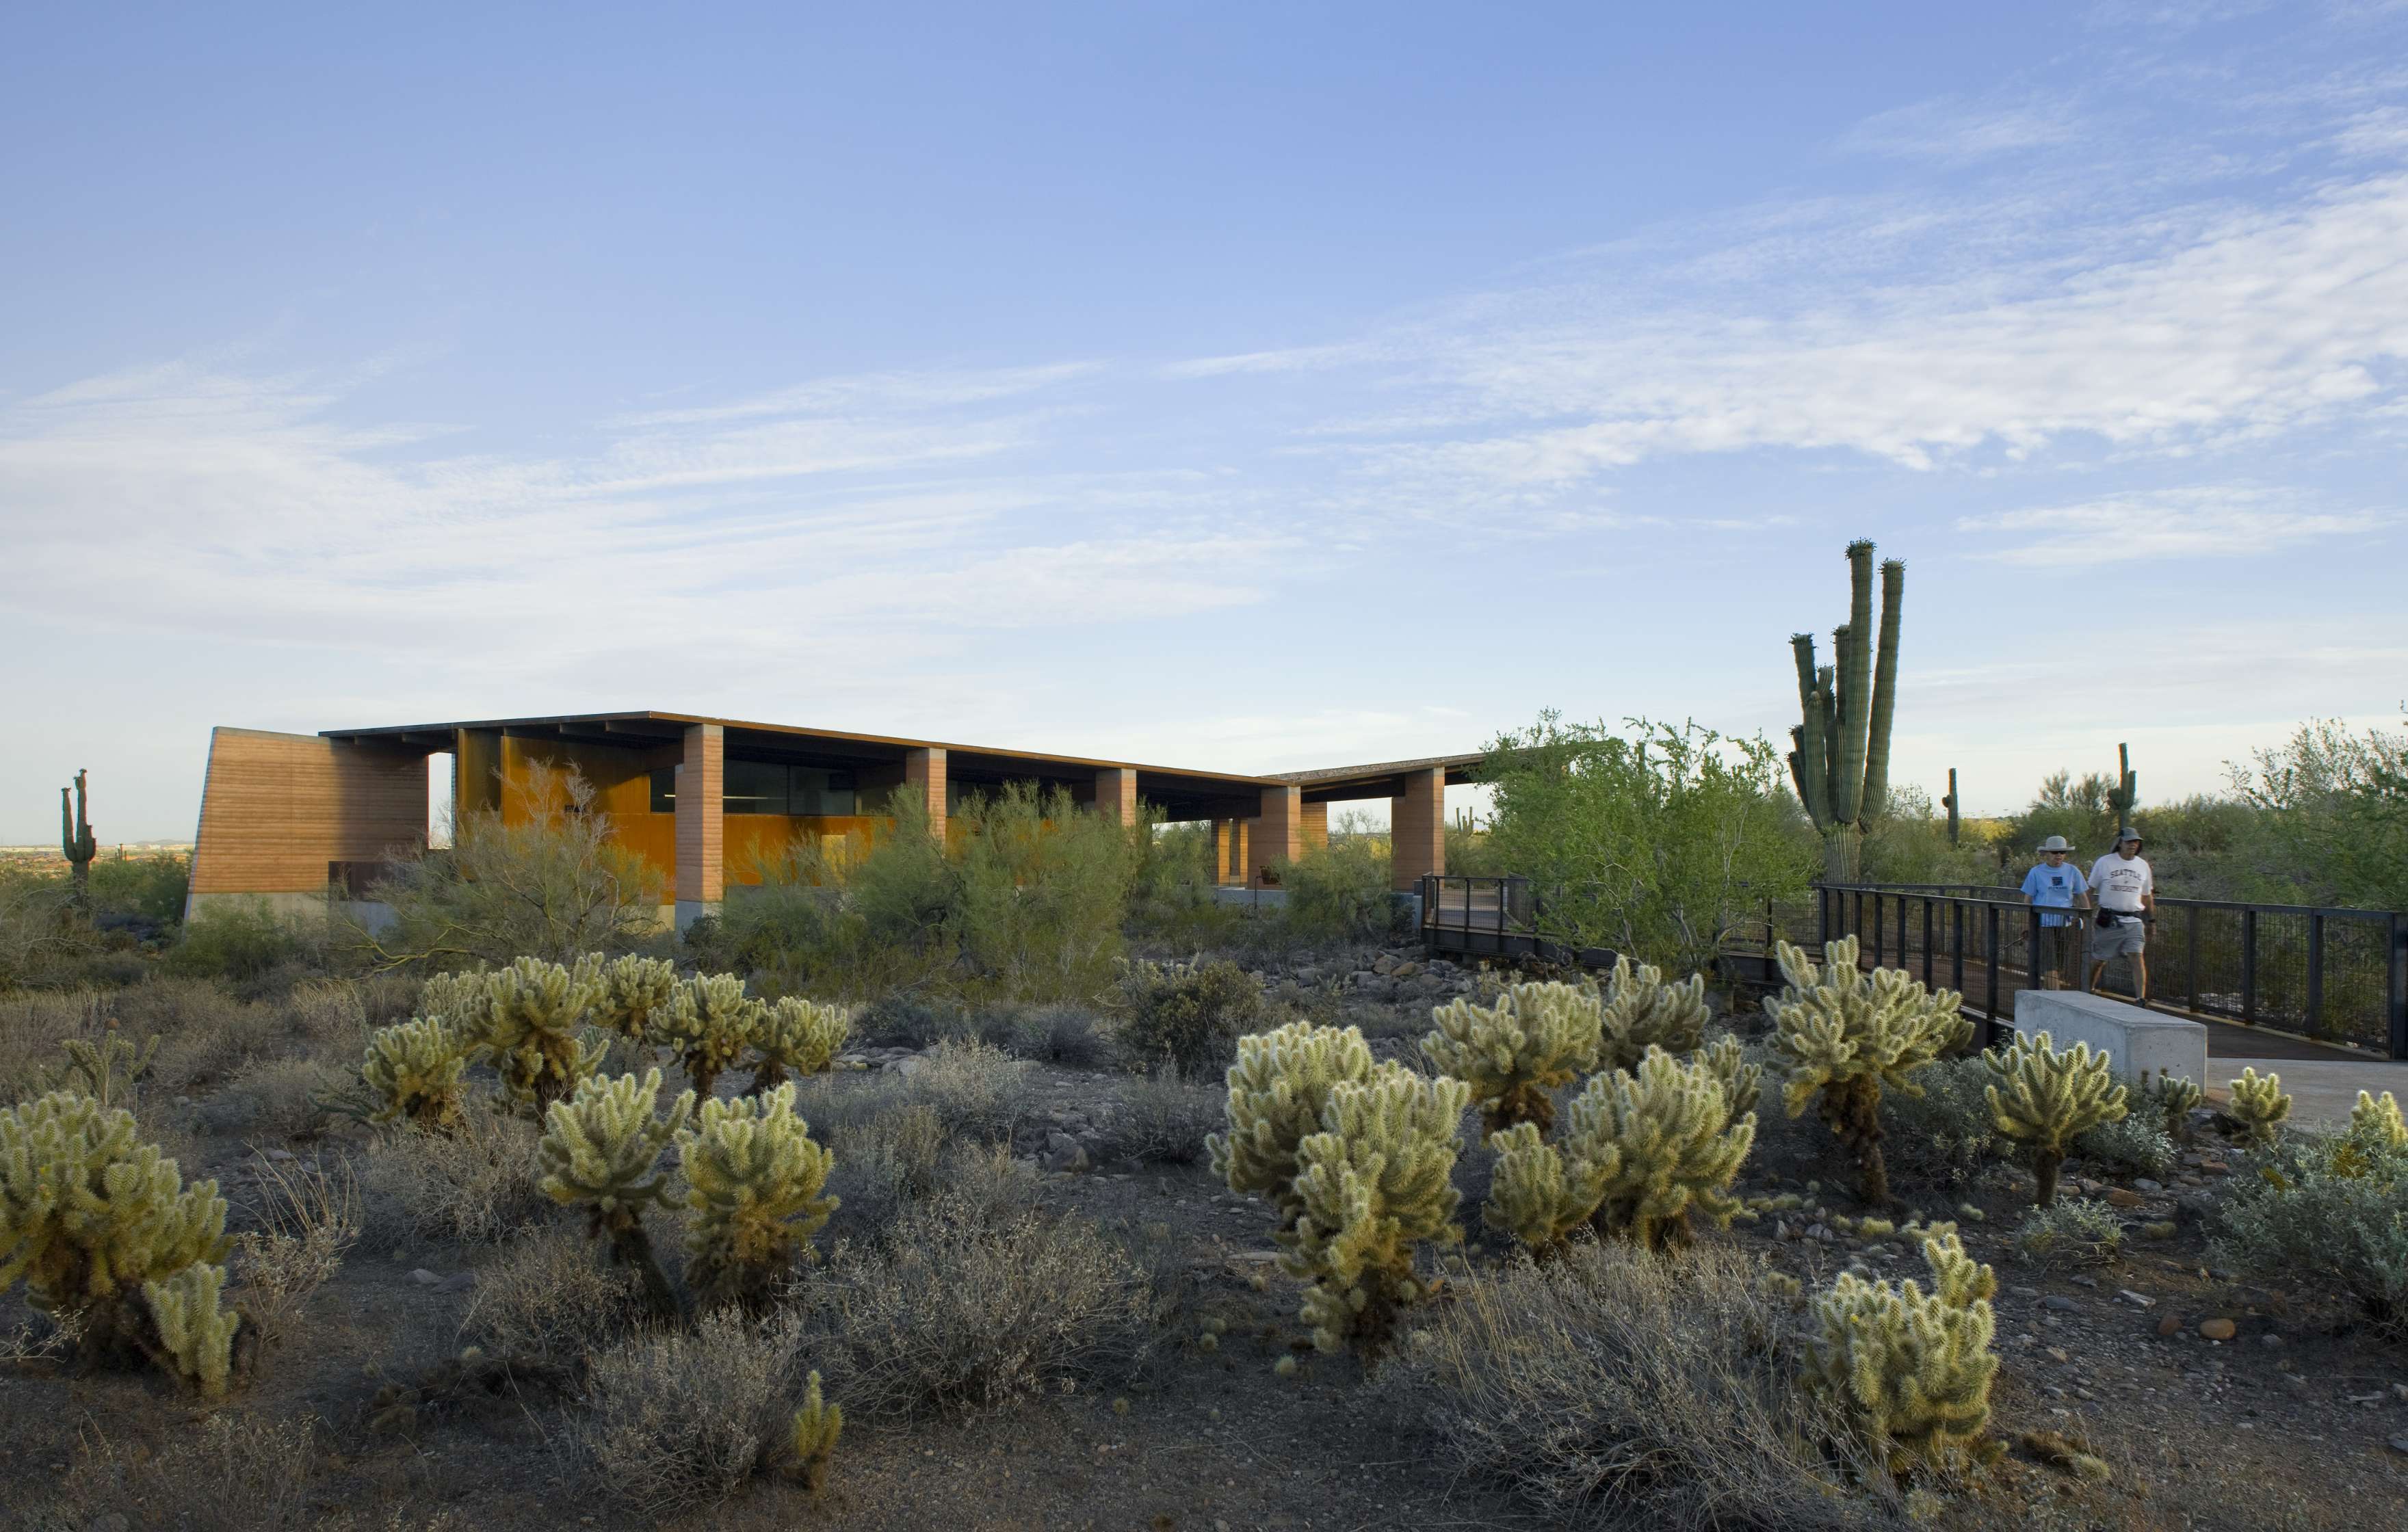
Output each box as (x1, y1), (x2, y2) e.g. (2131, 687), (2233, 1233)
(1837, 96), (2084, 161)
(1961, 488), (2384, 566)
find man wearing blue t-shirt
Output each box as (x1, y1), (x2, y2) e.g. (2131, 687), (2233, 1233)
(2021, 836), (2090, 980)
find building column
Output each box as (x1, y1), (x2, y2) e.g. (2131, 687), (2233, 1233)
(1233, 821), (1251, 885)
(1255, 784), (1300, 885)
(904, 747), (947, 843)
(1300, 801), (1329, 853)
(1212, 819), (1234, 884)
(1391, 766), (1444, 892)
(675, 723), (724, 929)
(1094, 767), (1138, 826)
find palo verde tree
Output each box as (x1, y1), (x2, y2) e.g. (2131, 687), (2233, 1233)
(1787, 540), (1905, 885)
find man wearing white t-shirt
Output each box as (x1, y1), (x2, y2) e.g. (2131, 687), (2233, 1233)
(2087, 828), (2155, 1003)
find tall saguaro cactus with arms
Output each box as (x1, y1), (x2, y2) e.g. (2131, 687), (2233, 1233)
(1788, 541), (1904, 884)
(60, 769), (97, 912)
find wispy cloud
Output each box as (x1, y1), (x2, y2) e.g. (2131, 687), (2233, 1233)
(1961, 487), (2385, 566)
(1837, 96), (2085, 161)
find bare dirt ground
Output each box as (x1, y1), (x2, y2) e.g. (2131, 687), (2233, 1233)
(7, 942), (2407, 1531)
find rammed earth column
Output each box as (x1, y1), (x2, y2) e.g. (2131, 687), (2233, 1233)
(1255, 783), (1300, 885)
(904, 747), (946, 843)
(675, 723), (724, 932)
(1391, 765), (1444, 891)
(1093, 766), (1137, 826)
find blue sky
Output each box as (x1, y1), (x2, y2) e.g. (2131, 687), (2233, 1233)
(5, 1), (2405, 842)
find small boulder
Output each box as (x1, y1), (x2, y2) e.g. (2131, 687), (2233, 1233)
(2104, 1187), (2145, 1209)
(2199, 1317), (2238, 1341)
(2156, 1315), (2182, 1337)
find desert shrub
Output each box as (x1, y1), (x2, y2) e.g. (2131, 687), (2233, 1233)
(2012, 1197), (2123, 1268)
(363, 766), (663, 969)
(934, 1139), (1042, 1225)
(1116, 958), (1265, 1076)
(896, 1038), (1032, 1140)
(230, 1154), (359, 1343)
(854, 992), (962, 1048)
(2076, 1113), (2177, 1180)
(1879, 1055), (1997, 1190)
(165, 899), (315, 982)
(0, 873), (107, 990)
(144, 984), (285, 1094)
(0, 989), (109, 1103)
(41, 1413), (333, 1532)
(202, 1055), (350, 1139)
(1004, 1004), (1110, 1067)
(1103, 1070), (1221, 1163)
(805, 1191), (1152, 1417)
(2210, 1124), (2408, 1334)
(1274, 826), (1396, 943)
(1394, 1241), (1879, 1531)
(465, 1225), (642, 1365)
(363, 1099), (549, 1243)
(824, 1102), (948, 1230)
(579, 1307), (807, 1516)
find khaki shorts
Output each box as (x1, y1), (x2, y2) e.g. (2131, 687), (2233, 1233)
(2088, 914), (2147, 960)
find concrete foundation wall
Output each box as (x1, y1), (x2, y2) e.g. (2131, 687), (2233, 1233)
(2011, 990), (2208, 1087)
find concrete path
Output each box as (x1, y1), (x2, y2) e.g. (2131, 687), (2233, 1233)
(2210, 1057), (2408, 1133)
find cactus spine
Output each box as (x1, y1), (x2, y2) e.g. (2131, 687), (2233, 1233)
(1594, 956), (1709, 1073)
(655, 973), (767, 1099)
(1209, 1021), (1376, 1238)
(142, 1261), (241, 1397)
(0, 1091), (231, 1375)
(2227, 1068), (2291, 1148)
(360, 1017), (473, 1128)
(1983, 1031), (2129, 1207)
(1422, 980), (1599, 1137)
(1786, 542), (1905, 884)
(60, 768), (97, 912)
(789, 1369), (843, 1494)
(674, 1082), (837, 1310)
(1805, 1230), (2000, 1476)
(1482, 1121), (1612, 1258)
(751, 996), (851, 1092)
(1285, 1063), (1468, 1358)
(1766, 937), (1969, 1206)
(537, 1069), (693, 1318)
(1562, 1047), (1755, 1249)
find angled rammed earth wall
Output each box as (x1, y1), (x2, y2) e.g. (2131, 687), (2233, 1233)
(186, 728), (429, 919)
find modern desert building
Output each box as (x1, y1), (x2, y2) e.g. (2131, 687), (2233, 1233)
(185, 711), (1480, 927)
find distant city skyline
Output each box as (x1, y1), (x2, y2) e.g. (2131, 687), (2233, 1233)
(5, 3), (2403, 841)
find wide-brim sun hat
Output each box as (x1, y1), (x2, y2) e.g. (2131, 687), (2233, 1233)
(2037, 835), (2071, 853)
(2117, 827), (2142, 844)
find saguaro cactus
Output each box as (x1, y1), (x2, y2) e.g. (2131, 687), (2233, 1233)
(1786, 542), (1905, 884)
(1766, 937), (1969, 1206)
(674, 1082), (838, 1311)
(1422, 979), (1601, 1137)
(1285, 1063), (1469, 1358)
(537, 1069), (693, 1318)
(1983, 1031), (2129, 1207)
(60, 769), (97, 912)
(1208, 1020), (1376, 1237)
(1805, 1230), (2000, 1476)
(1562, 1047), (1755, 1249)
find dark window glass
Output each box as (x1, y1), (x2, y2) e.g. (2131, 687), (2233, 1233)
(793, 768), (856, 816)
(724, 758), (788, 815)
(649, 767), (675, 813)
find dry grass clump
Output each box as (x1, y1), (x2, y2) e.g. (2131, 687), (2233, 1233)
(232, 1154), (361, 1342)
(283, 978), (374, 1049)
(364, 1098), (549, 1243)
(0, 989), (109, 1101)
(1003, 1004), (1112, 1067)
(578, 1307), (807, 1516)
(898, 1038), (1034, 1140)
(28, 1412), (445, 1532)
(804, 1190), (1152, 1418)
(1103, 1069), (1222, 1164)
(465, 1225), (644, 1365)
(144, 986), (287, 1094)
(203, 1055), (352, 1139)
(1391, 1241), (1887, 1531)
(825, 1102), (948, 1230)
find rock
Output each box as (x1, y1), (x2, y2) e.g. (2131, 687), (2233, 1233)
(2390, 1436), (2408, 1457)
(2071, 1275), (2099, 1289)
(2011, 1285), (2042, 1300)
(2118, 1289), (2154, 1308)
(2134, 1178), (2164, 1193)
(2041, 1295), (2080, 1313)
(1372, 955), (1397, 975)
(1391, 962), (1420, 979)
(893, 1056), (926, 1078)
(2156, 1315), (2182, 1336)
(408, 1269), (442, 1286)
(88, 1515), (131, 1532)
(436, 1272), (476, 1295)
(2260, 1333), (2282, 1348)
(265, 1148), (298, 1163)
(2104, 1187), (2146, 1209)
(2199, 1318), (2237, 1341)
(1041, 1131), (1090, 1174)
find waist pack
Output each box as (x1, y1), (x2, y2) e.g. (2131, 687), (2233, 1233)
(2095, 907), (2145, 927)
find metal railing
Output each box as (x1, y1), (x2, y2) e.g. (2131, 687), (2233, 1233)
(1819, 884), (2408, 1059)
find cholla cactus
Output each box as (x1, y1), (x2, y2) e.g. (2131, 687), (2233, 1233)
(675, 1083), (837, 1311)
(1766, 937), (1971, 1206)
(590, 953), (680, 1039)
(789, 1368), (843, 1495)
(1983, 1031), (2128, 1208)
(2348, 1089), (2406, 1150)
(2227, 1068), (2291, 1148)
(1696, 1034), (1764, 1124)
(0, 1092), (229, 1370)
(51, 1031), (157, 1109)
(142, 1261), (241, 1397)
(2140, 1070), (2203, 1143)
(1208, 1021), (1376, 1236)
(538, 1070), (694, 1317)
(1595, 956), (1709, 1072)
(1422, 980), (1600, 1136)
(480, 957), (605, 1108)
(1285, 1063), (1469, 1358)
(655, 973), (767, 1099)
(360, 1017), (471, 1128)
(1481, 1121), (1611, 1258)
(1805, 1230), (2000, 1476)
(1562, 1047), (1755, 1249)
(752, 996), (851, 1091)
(418, 969), (494, 1035)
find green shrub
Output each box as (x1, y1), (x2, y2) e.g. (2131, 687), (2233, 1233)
(165, 901), (306, 982)
(2076, 1113), (2177, 1180)
(1273, 826), (1396, 943)
(1103, 1070), (1222, 1163)
(2210, 1126), (2408, 1335)
(1879, 1056), (1996, 1189)
(1116, 958), (1265, 1076)
(2011, 1197), (2123, 1269)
